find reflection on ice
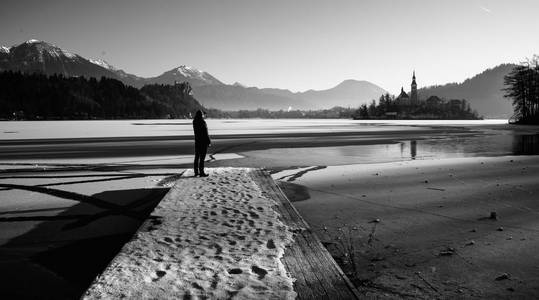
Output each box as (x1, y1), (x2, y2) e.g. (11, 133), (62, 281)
(396, 134), (539, 161)
(513, 134), (539, 155)
(245, 133), (539, 167)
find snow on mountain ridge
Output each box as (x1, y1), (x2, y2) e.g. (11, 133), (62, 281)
(170, 65), (220, 84)
(89, 58), (116, 70)
(18, 40), (79, 61)
(0, 46), (10, 54)
(61, 49), (77, 59)
(176, 65), (205, 78)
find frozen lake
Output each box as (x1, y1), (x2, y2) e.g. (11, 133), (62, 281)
(2, 118), (538, 167)
(0, 119), (508, 140)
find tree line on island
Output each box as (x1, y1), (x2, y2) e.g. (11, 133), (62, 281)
(352, 94), (480, 120)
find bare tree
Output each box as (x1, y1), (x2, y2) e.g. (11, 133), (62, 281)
(504, 55), (539, 123)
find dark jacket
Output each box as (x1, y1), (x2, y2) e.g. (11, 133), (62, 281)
(193, 119), (211, 146)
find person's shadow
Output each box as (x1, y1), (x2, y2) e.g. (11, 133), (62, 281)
(0, 176), (170, 299)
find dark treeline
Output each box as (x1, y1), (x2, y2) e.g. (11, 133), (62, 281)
(504, 56), (539, 124)
(0, 71), (203, 120)
(352, 93), (480, 120)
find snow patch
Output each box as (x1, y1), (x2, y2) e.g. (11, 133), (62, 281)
(84, 168), (296, 299)
(25, 39), (41, 44)
(89, 58), (115, 70)
(61, 49), (77, 59)
(0, 46), (9, 54)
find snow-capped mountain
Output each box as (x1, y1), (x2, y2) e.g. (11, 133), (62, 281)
(0, 39), (118, 79)
(147, 65), (224, 87)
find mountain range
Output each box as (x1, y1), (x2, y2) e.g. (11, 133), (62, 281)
(0, 40), (516, 117)
(0, 40), (386, 111)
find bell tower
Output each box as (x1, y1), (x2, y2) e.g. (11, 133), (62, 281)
(410, 70), (418, 104)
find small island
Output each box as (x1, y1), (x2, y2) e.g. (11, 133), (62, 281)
(353, 72), (480, 120)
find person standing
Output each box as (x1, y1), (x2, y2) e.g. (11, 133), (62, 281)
(192, 110), (211, 177)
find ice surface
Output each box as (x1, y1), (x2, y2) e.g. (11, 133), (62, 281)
(84, 168), (296, 299)
(0, 119), (507, 140)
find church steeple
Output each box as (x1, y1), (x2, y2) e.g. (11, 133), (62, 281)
(410, 70), (418, 104)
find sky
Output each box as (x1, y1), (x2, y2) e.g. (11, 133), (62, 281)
(1, 0), (538, 93)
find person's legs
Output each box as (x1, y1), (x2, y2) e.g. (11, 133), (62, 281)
(194, 144), (200, 176)
(199, 145), (208, 176)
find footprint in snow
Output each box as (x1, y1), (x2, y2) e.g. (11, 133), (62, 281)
(251, 265), (268, 280)
(152, 270), (166, 282)
(228, 268), (242, 274)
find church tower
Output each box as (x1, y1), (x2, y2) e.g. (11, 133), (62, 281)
(410, 71), (418, 104)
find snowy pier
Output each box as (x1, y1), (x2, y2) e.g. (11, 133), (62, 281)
(84, 168), (359, 299)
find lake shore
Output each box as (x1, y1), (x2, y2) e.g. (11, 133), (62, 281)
(275, 156), (539, 298)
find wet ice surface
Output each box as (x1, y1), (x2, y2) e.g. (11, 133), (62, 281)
(0, 153), (243, 166)
(235, 133), (539, 167)
(84, 168), (296, 299)
(0, 119), (507, 140)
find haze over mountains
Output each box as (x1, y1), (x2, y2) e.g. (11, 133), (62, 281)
(0, 40), (515, 117)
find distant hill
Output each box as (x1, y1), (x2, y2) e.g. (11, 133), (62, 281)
(193, 80), (387, 110)
(295, 79), (387, 109)
(192, 85), (308, 110)
(419, 64), (516, 118)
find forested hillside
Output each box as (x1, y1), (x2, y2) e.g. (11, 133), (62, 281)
(0, 71), (203, 120)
